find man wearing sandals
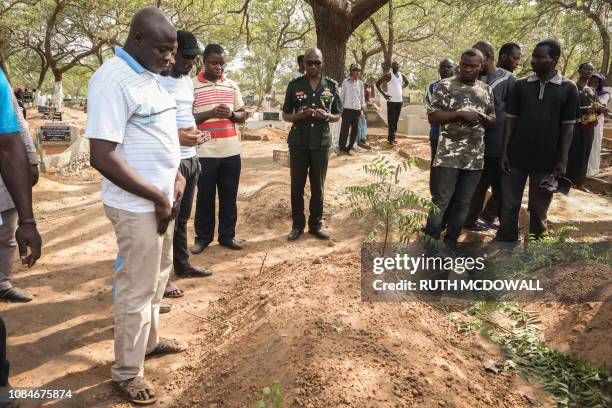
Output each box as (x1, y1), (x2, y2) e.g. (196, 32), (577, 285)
(87, 8), (186, 405)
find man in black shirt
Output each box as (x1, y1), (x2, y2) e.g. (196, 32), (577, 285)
(496, 39), (578, 242)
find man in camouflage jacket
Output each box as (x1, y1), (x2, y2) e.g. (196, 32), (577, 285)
(425, 49), (495, 247)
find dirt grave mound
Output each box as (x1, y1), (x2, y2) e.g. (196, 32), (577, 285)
(240, 182), (294, 229)
(168, 252), (544, 407)
(242, 127), (288, 142)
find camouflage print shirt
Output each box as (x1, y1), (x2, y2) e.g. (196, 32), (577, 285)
(427, 76), (495, 170)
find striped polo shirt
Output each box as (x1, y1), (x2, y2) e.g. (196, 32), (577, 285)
(86, 47), (180, 213)
(193, 72), (244, 158)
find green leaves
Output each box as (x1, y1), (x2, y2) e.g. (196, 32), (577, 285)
(256, 382), (282, 408)
(346, 156), (433, 252)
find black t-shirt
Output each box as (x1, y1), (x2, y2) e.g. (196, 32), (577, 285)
(505, 73), (578, 172)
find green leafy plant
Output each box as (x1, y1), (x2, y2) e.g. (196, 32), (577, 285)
(256, 382), (282, 408)
(459, 302), (611, 408)
(346, 156), (436, 255)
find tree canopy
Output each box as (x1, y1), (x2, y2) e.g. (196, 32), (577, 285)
(0, 0), (609, 101)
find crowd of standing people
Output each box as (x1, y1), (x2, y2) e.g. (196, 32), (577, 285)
(0, 4), (610, 406)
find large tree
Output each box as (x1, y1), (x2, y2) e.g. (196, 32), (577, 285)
(305, 0), (389, 81)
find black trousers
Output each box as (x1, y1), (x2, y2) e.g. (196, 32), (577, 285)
(496, 168), (553, 242)
(387, 102), (403, 142)
(194, 155), (241, 244)
(173, 156), (200, 272)
(338, 109), (361, 151)
(425, 166), (482, 243)
(0, 318), (9, 387)
(464, 156), (502, 226)
(290, 148), (329, 231)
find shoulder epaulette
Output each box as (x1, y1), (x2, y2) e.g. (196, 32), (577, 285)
(289, 75), (305, 84)
(324, 76), (338, 86)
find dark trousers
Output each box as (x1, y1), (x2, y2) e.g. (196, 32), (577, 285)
(173, 156), (200, 272)
(425, 166), (482, 243)
(290, 148), (329, 231)
(496, 168), (553, 242)
(387, 102), (403, 142)
(464, 157), (502, 226)
(0, 318), (9, 387)
(194, 155), (241, 244)
(338, 109), (361, 151)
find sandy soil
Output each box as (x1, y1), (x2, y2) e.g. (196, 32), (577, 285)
(0, 111), (610, 407)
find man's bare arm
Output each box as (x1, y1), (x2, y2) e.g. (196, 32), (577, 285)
(499, 117), (517, 174)
(375, 74), (391, 100)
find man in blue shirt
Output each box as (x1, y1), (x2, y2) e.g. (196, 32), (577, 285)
(426, 58), (456, 165)
(0, 67), (42, 397)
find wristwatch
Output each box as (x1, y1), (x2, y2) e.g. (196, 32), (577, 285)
(18, 218), (37, 226)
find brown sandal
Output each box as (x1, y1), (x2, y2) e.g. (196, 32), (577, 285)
(114, 376), (157, 406)
(145, 337), (185, 358)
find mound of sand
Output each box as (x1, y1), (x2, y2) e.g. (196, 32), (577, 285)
(242, 127), (288, 142)
(240, 182), (294, 229)
(168, 252), (544, 407)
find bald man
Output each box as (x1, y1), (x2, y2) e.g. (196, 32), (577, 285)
(282, 48), (342, 241)
(86, 7), (185, 405)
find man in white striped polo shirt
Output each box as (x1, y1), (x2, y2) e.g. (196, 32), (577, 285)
(191, 44), (246, 254)
(86, 8), (186, 405)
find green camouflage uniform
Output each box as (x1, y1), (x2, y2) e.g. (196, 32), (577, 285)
(427, 76), (495, 170)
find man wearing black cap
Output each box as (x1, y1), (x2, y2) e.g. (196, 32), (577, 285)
(159, 30), (212, 301)
(338, 63), (365, 155)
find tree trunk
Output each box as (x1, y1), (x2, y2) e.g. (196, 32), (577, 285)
(308, 0), (388, 82)
(52, 71), (63, 111)
(310, 3), (352, 82)
(317, 28), (351, 82)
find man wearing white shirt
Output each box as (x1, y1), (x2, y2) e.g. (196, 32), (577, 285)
(158, 30), (213, 298)
(338, 63), (365, 155)
(376, 61), (409, 145)
(86, 8), (186, 405)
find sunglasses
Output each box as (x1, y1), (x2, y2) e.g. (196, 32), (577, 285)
(306, 60), (322, 66)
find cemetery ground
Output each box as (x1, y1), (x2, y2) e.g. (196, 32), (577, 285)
(0, 107), (611, 407)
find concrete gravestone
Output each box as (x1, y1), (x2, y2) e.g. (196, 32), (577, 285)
(40, 123), (79, 143)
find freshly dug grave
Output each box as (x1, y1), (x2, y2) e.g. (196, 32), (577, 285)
(166, 252), (550, 407)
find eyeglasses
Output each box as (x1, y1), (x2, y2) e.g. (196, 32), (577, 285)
(306, 60), (322, 66)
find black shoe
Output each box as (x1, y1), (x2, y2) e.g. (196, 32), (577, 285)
(287, 228), (303, 241)
(175, 265), (213, 278)
(0, 287), (32, 303)
(190, 240), (211, 254)
(219, 239), (244, 250)
(308, 228), (330, 240)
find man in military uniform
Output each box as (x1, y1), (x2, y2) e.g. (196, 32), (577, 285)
(425, 49), (495, 248)
(282, 48), (342, 241)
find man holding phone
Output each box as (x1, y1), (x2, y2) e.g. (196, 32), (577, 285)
(192, 44), (247, 253)
(159, 30), (213, 301)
